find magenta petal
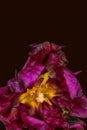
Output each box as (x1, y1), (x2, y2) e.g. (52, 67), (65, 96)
(0, 102), (11, 113)
(0, 86), (9, 95)
(71, 97), (87, 118)
(63, 68), (83, 99)
(18, 64), (44, 88)
(21, 112), (46, 130)
(0, 86), (17, 104)
(7, 78), (24, 92)
(70, 122), (84, 130)
(5, 122), (22, 130)
(0, 115), (10, 126)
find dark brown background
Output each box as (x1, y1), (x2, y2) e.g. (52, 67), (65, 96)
(0, 1), (87, 130)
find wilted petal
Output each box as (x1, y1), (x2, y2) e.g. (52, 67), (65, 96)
(0, 102), (11, 113)
(6, 122), (22, 130)
(63, 68), (83, 99)
(7, 78), (24, 93)
(71, 97), (87, 118)
(0, 115), (11, 130)
(21, 111), (46, 130)
(17, 64), (44, 88)
(0, 86), (17, 104)
(0, 86), (10, 96)
(70, 122), (84, 130)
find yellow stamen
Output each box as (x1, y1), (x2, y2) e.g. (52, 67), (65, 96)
(19, 72), (58, 109)
(62, 108), (69, 115)
(39, 72), (49, 86)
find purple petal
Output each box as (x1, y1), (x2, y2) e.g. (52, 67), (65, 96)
(0, 86), (17, 104)
(71, 97), (87, 118)
(15, 64), (44, 89)
(0, 102), (11, 113)
(21, 111), (46, 130)
(0, 86), (10, 95)
(7, 78), (24, 93)
(70, 122), (84, 130)
(6, 122), (22, 130)
(63, 68), (83, 99)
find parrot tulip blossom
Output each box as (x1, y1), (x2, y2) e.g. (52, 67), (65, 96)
(0, 41), (87, 130)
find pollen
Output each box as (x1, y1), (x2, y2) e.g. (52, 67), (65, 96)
(36, 93), (45, 103)
(19, 72), (58, 109)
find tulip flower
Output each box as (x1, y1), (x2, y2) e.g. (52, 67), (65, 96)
(0, 41), (87, 130)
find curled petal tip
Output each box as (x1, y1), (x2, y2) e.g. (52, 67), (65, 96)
(74, 70), (82, 75)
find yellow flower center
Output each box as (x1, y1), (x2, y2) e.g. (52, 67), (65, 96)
(19, 72), (57, 109)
